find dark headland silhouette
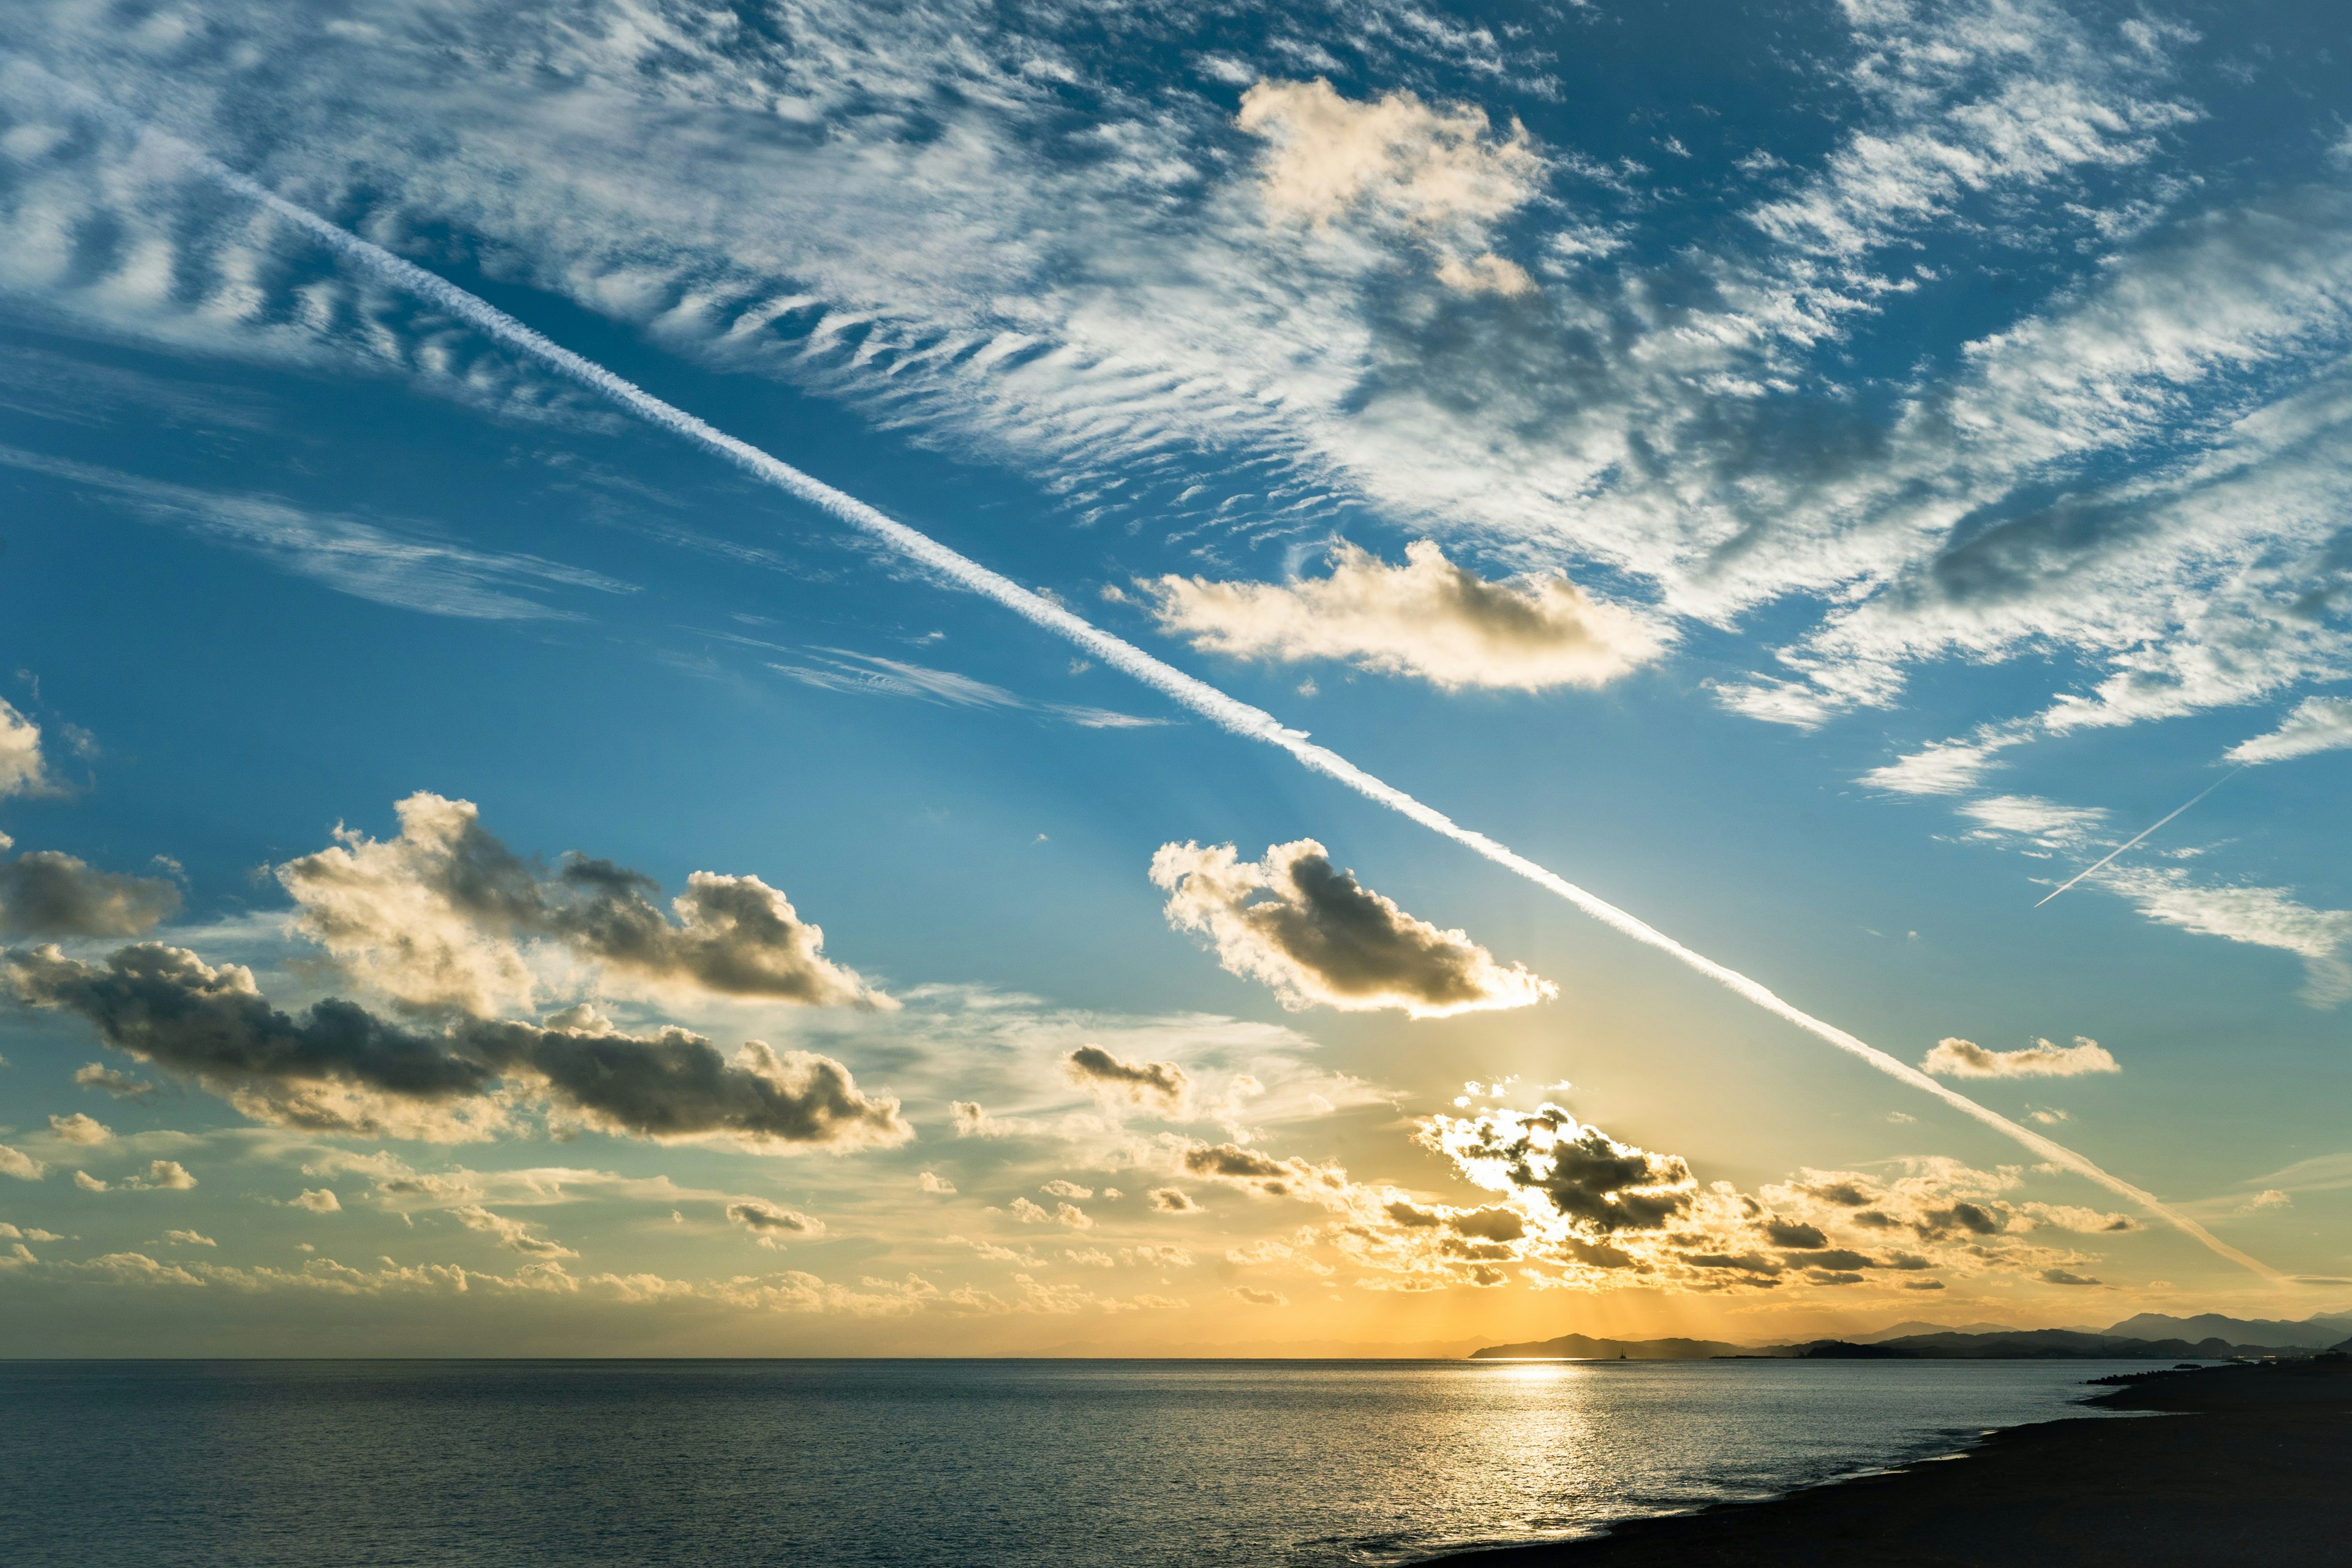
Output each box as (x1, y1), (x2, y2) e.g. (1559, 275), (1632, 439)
(1444, 1357), (2352, 1566)
(1469, 1308), (2352, 1362)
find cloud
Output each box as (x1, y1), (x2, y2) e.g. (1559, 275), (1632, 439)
(0, 698), (55, 801)
(1150, 839), (1554, 1017)
(1147, 1187), (1202, 1213)
(124, 1159), (196, 1191)
(767, 649), (1163, 729)
(1039, 1180), (1093, 1200)
(1237, 78), (1540, 292)
(2094, 868), (2352, 1006)
(2, 942), (913, 1150)
(0, 1144), (46, 1180)
(0, 447), (634, 623)
(1958, 796), (2108, 849)
(47, 1112), (111, 1145)
(2040, 1268), (2103, 1286)
(1229, 1285), (1287, 1306)
(1859, 731), (2026, 796)
(917, 1170), (957, 1194)
(73, 1062), (156, 1098)
(290, 1188), (341, 1212)
(1064, 1046), (1188, 1114)
(0, 851), (182, 938)
(454, 1204), (578, 1258)
(74, 1170), (108, 1193)
(1921, 1036), (2120, 1078)
(274, 793), (885, 1016)
(726, 1198), (821, 1249)
(1420, 1104), (1695, 1235)
(2228, 697), (2352, 764)
(164, 1229), (215, 1246)
(1142, 541), (1659, 693)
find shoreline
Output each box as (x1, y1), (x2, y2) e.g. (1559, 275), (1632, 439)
(1444, 1359), (2352, 1567)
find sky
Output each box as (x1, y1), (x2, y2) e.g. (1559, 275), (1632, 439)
(1, 0), (2349, 1355)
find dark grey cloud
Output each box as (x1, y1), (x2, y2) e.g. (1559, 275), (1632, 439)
(1063, 1045), (1188, 1114)
(1146, 1187), (1202, 1213)
(726, 1199), (821, 1240)
(1150, 839), (1553, 1017)
(1425, 1105), (1695, 1234)
(1763, 1218), (1828, 1249)
(2, 943), (910, 1151)
(0, 851), (179, 937)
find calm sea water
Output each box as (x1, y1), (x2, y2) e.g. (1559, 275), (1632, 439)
(0, 1359), (2147, 1566)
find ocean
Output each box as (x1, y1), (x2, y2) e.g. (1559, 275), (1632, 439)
(0, 1358), (2150, 1565)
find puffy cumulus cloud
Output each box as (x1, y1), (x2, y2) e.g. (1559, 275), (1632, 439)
(122, 1160), (196, 1191)
(290, 1188), (341, 1213)
(1237, 78), (1540, 292)
(273, 793), (883, 1017)
(726, 1198), (821, 1250)
(1147, 1187), (1203, 1213)
(1141, 541), (1659, 693)
(1921, 1036), (2120, 1079)
(0, 698), (55, 801)
(0, 852), (181, 938)
(916, 1170), (956, 1194)
(1039, 1180), (1092, 1200)
(164, 1229), (215, 1246)
(74, 1062), (156, 1099)
(1063, 1046), (1188, 1115)
(47, 1112), (111, 1145)
(74, 1170), (108, 1193)
(453, 1204), (578, 1259)
(1004, 1196), (1092, 1230)
(1420, 1105), (1695, 1235)
(1150, 840), (1553, 1018)
(0, 1144), (47, 1180)
(2229, 697), (2352, 765)
(2, 944), (911, 1151)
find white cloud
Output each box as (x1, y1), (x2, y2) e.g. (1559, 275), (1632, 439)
(1958, 795), (2107, 849)
(1142, 541), (1659, 692)
(47, 1112), (111, 1145)
(2095, 866), (2352, 1006)
(0, 698), (53, 800)
(0, 1144), (46, 1181)
(290, 1188), (341, 1213)
(124, 1159), (197, 1191)
(74, 1170), (108, 1193)
(0, 447), (635, 623)
(917, 1170), (957, 1194)
(274, 793), (886, 1015)
(74, 1063), (157, 1099)
(766, 648), (1163, 729)
(454, 1204), (578, 1259)
(1859, 729), (2026, 795)
(1151, 839), (1555, 1018)
(164, 1229), (216, 1246)
(1237, 77), (1540, 292)
(1921, 1036), (2120, 1079)
(2228, 696), (2352, 764)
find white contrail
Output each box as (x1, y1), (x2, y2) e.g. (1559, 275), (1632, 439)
(2034, 768), (2246, 908)
(75, 94), (2281, 1285)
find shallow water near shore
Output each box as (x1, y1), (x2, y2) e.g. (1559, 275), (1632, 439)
(0, 1358), (2157, 1566)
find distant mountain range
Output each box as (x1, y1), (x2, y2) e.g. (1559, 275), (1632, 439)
(1470, 1311), (2352, 1362)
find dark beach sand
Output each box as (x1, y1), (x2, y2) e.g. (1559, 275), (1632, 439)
(1452, 1360), (2352, 1567)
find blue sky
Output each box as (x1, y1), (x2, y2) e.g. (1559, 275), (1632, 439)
(1, 0), (2348, 1352)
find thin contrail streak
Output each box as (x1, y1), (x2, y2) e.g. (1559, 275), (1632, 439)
(2034, 769), (2246, 908)
(76, 92), (2281, 1285)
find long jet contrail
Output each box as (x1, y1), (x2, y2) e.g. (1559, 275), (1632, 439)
(2034, 768), (2246, 908)
(82, 97), (2282, 1285)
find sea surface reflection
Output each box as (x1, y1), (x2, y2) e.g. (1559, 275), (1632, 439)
(0, 1357), (2143, 1566)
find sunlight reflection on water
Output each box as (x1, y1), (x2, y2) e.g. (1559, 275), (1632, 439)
(0, 1359), (2144, 1567)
